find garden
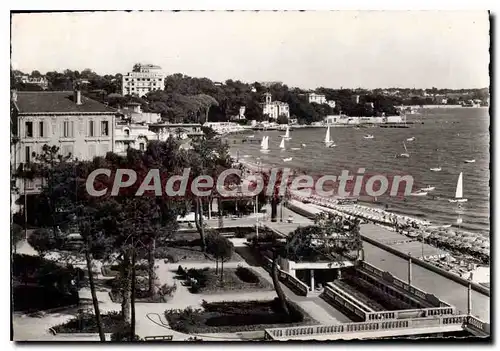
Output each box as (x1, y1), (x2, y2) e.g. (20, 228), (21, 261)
(165, 299), (315, 333)
(175, 265), (272, 294)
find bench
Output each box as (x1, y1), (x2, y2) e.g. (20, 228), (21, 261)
(144, 335), (174, 341)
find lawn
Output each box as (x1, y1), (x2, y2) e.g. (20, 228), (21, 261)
(176, 266), (273, 294)
(155, 235), (243, 262)
(165, 299), (316, 334)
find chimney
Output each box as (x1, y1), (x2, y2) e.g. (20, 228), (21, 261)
(74, 89), (82, 105)
(11, 90), (17, 103)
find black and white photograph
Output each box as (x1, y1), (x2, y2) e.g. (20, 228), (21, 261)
(9, 10), (491, 342)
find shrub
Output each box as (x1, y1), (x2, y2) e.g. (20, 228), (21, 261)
(52, 311), (127, 333)
(159, 283), (177, 297)
(154, 247), (171, 259)
(111, 330), (141, 341)
(177, 265), (186, 277)
(235, 266), (260, 284)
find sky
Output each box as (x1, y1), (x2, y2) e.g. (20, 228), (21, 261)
(11, 11), (490, 89)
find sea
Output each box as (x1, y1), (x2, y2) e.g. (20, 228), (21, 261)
(227, 108), (490, 237)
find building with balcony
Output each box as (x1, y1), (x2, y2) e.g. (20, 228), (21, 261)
(308, 93), (327, 105)
(121, 64), (165, 97)
(19, 75), (49, 90)
(11, 89), (117, 196)
(262, 93), (290, 120)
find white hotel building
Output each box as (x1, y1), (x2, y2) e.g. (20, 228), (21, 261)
(262, 93), (290, 120)
(122, 64), (165, 97)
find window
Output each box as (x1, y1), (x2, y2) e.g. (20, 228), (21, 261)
(63, 121), (70, 137)
(101, 121), (109, 136)
(89, 120), (95, 137)
(25, 146), (31, 163)
(139, 143), (145, 151)
(125, 129), (130, 137)
(39, 121), (44, 137)
(25, 121), (33, 137)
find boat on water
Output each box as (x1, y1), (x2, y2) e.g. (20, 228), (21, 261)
(260, 136), (270, 153)
(282, 125), (291, 140)
(397, 141), (410, 158)
(420, 186), (435, 192)
(364, 134), (374, 139)
(430, 150), (442, 171)
(464, 159), (476, 164)
(407, 137), (415, 141)
(279, 138), (286, 151)
(464, 137), (476, 163)
(301, 143), (307, 147)
(283, 157), (293, 162)
(290, 147), (301, 151)
(411, 190), (428, 197)
(325, 126), (335, 147)
(448, 172), (468, 203)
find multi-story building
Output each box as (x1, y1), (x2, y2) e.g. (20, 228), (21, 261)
(308, 93), (327, 105)
(262, 93), (290, 120)
(11, 89), (117, 195)
(121, 64), (165, 97)
(19, 75), (49, 90)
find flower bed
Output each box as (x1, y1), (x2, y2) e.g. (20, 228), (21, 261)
(165, 299), (315, 333)
(52, 311), (126, 333)
(101, 264), (148, 278)
(176, 266), (272, 294)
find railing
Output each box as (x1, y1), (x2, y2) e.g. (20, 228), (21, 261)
(464, 316), (491, 335)
(264, 315), (470, 340)
(359, 261), (450, 307)
(262, 257), (309, 296)
(325, 283), (374, 313)
(366, 306), (455, 321)
(322, 284), (370, 320)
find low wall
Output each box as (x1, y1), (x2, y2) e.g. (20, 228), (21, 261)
(322, 283), (371, 321)
(361, 234), (490, 297)
(264, 315), (469, 340)
(48, 332), (112, 341)
(262, 257), (309, 297)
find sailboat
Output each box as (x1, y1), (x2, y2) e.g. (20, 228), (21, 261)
(448, 172), (468, 203)
(279, 137), (286, 151)
(364, 134), (374, 139)
(430, 150), (442, 171)
(282, 125), (291, 140)
(464, 137), (476, 163)
(407, 137), (415, 142)
(411, 190), (428, 197)
(420, 185), (435, 192)
(283, 157), (293, 162)
(324, 126), (334, 147)
(290, 147), (301, 151)
(301, 143), (307, 148)
(397, 141), (410, 158)
(260, 136), (270, 153)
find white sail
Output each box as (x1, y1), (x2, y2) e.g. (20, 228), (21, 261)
(325, 126), (331, 143)
(456, 217), (463, 224)
(279, 138), (285, 149)
(261, 136), (269, 150)
(455, 172), (463, 199)
(285, 126), (290, 138)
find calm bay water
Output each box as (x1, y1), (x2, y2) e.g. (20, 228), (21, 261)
(228, 108), (490, 236)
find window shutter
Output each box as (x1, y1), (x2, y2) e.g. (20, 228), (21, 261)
(71, 121), (75, 137)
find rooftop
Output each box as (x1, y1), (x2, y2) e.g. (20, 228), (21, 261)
(14, 91), (117, 115)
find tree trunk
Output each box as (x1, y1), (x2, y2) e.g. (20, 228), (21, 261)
(120, 255), (131, 324)
(271, 251), (290, 315)
(271, 197), (278, 222)
(130, 248), (136, 341)
(148, 239), (155, 296)
(220, 259), (224, 280)
(194, 197), (206, 251)
(215, 258), (218, 275)
(85, 243), (105, 341)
